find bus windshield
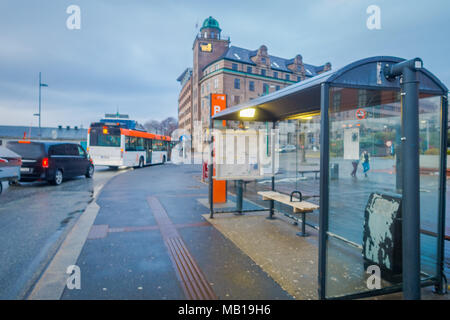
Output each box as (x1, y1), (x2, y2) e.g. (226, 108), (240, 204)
(89, 127), (121, 147)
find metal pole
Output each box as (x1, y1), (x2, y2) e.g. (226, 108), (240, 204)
(236, 180), (243, 214)
(38, 72), (41, 138)
(318, 83), (330, 300)
(209, 94), (214, 218)
(435, 94), (448, 294)
(267, 122), (276, 220)
(385, 58), (423, 300)
(402, 66), (421, 299)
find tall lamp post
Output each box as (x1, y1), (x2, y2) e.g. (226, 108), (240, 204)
(34, 72), (48, 138)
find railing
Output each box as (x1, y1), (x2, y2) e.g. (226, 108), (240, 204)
(195, 33), (230, 41)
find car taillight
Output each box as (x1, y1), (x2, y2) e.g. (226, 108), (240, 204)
(0, 158), (6, 163)
(42, 157), (49, 168)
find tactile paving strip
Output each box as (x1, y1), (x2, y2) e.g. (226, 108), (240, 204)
(147, 196), (217, 300)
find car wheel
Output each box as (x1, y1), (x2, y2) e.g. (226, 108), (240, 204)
(86, 165), (94, 178)
(51, 169), (63, 185)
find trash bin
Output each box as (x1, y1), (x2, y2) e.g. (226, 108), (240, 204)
(330, 163), (339, 180)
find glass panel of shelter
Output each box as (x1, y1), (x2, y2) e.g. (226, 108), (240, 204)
(324, 87), (442, 298)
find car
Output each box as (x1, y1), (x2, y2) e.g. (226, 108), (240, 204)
(6, 141), (94, 186)
(276, 144), (297, 153)
(0, 146), (22, 195)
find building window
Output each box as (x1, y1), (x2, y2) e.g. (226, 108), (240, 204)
(263, 83), (269, 95)
(214, 78), (218, 89)
(206, 82), (210, 92)
(234, 95), (240, 105)
(333, 91), (342, 112)
(247, 66), (252, 74)
(234, 78), (240, 89)
(249, 81), (255, 91)
(211, 31), (215, 39)
(232, 63), (238, 71)
(261, 69), (266, 76)
(261, 57), (266, 63)
(201, 85), (204, 94)
(297, 76), (301, 81)
(276, 85), (280, 91)
(285, 74), (290, 80)
(204, 32), (207, 38)
(273, 71), (278, 79)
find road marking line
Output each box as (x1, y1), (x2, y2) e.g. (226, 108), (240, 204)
(27, 201), (100, 300)
(147, 196), (217, 300)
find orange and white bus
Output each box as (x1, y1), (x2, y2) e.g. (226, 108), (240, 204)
(87, 122), (171, 169)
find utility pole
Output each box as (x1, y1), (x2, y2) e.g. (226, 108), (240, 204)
(36, 72), (48, 138)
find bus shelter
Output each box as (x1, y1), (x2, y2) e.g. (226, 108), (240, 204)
(210, 56), (448, 299)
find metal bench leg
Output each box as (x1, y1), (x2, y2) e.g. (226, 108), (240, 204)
(235, 179), (243, 215)
(266, 199), (275, 219)
(266, 176), (276, 220)
(296, 212), (308, 237)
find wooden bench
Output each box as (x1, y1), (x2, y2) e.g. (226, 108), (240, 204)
(298, 169), (320, 180)
(258, 191), (319, 237)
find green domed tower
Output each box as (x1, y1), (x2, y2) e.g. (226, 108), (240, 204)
(199, 16), (222, 39)
(192, 16), (230, 126)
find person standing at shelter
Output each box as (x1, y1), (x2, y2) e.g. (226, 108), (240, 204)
(361, 150), (370, 177)
(351, 159), (359, 177)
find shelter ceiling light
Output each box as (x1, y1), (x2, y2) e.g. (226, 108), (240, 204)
(239, 108), (256, 118)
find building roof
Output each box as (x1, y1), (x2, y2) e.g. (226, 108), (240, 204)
(177, 68), (193, 87)
(200, 16), (221, 32)
(207, 45), (328, 76)
(213, 56), (448, 122)
(0, 125), (87, 141)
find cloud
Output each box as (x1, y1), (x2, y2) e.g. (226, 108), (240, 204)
(0, 0), (448, 128)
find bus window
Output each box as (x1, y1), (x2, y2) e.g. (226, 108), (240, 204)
(136, 137), (145, 151)
(89, 128), (120, 147)
(126, 136), (136, 151)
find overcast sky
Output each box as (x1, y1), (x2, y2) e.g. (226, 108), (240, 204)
(0, 0), (448, 128)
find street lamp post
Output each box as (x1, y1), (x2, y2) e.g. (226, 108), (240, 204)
(36, 72), (48, 138)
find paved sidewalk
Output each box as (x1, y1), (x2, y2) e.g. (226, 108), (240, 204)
(59, 164), (291, 300)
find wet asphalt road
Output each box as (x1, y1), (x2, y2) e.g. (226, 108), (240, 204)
(0, 167), (125, 299)
(62, 164), (291, 300)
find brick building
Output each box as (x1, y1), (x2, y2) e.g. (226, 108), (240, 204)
(177, 16), (331, 142)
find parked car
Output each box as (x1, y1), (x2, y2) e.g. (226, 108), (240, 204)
(6, 141), (94, 185)
(0, 146), (22, 194)
(276, 144), (297, 153)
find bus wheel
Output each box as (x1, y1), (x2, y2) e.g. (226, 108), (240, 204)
(138, 157), (144, 168)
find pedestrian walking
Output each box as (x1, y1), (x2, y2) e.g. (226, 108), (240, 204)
(361, 150), (370, 177)
(351, 160), (359, 177)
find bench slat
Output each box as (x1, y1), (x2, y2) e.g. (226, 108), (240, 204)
(258, 191), (319, 213)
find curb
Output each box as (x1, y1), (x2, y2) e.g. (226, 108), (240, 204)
(27, 169), (130, 300)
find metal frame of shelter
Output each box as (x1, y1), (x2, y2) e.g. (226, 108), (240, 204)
(211, 56), (448, 300)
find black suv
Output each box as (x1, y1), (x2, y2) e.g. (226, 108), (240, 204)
(6, 141), (94, 185)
